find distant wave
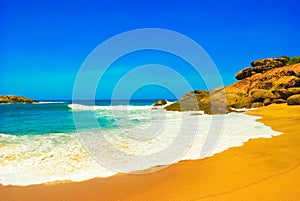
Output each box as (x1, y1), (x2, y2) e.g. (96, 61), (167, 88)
(68, 101), (174, 110)
(68, 103), (153, 111)
(68, 100), (176, 111)
(34, 101), (67, 104)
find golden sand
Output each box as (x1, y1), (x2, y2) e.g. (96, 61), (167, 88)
(1, 104), (300, 201)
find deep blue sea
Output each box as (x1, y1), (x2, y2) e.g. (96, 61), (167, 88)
(0, 100), (280, 186)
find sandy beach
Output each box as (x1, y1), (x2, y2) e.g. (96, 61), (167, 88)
(1, 104), (300, 201)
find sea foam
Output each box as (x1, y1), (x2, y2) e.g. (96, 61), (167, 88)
(68, 103), (153, 111)
(0, 107), (281, 186)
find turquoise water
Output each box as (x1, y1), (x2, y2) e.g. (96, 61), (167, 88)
(0, 100), (162, 135)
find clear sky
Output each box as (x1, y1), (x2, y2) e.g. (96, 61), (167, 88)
(1, 0), (299, 100)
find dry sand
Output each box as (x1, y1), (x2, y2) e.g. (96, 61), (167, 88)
(1, 104), (300, 201)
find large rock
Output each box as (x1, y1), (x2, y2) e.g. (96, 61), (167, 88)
(164, 91), (210, 112)
(164, 88), (227, 114)
(250, 89), (278, 101)
(0, 95), (37, 103)
(287, 94), (300, 105)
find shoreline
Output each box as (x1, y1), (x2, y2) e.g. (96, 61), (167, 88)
(1, 104), (300, 200)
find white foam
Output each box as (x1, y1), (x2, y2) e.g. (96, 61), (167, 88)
(0, 111), (281, 186)
(68, 103), (152, 111)
(34, 101), (67, 104)
(230, 107), (258, 112)
(0, 133), (116, 186)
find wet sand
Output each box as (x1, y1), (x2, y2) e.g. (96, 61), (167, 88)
(1, 104), (300, 201)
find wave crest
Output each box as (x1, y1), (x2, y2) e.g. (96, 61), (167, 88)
(68, 103), (153, 111)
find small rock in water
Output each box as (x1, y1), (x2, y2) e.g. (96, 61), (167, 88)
(153, 99), (167, 106)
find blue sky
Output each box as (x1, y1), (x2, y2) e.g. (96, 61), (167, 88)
(1, 0), (299, 100)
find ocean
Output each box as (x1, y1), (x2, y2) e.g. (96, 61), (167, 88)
(0, 100), (281, 186)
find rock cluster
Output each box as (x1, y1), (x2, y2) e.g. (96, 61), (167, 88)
(235, 57), (289, 80)
(165, 62), (300, 114)
(0, 95), (37, 103)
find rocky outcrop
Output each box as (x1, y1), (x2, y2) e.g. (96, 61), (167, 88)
(0, 95), (37, 103)
(235, 56), (291, 80)
(251, 57), (289, 72)
(165, 62), (300, 114)
(287, 94), (300, 105)
(153, 99), (167, 106)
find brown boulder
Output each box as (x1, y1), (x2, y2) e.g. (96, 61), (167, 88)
(251, 59), (265, 67)
(225, 91), (251, 108)
(272, 89), (291, 100)
(287, 87), (300, 95)
(253, 65), (273, 73)
(272, 99), (287, 104)
(251, 57), (288, 70)
(235, 67), (252, 80)
(251, 102), (263, 108)
(246, 57), (290, 74)
(287, 94), (300, 105)
(250, 89), (278, 101)
(272, 88), (300, 100)
(263, 98), (272, 106)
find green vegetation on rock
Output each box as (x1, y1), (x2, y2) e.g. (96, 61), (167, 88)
(287, 56), (300, 65)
